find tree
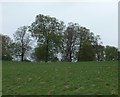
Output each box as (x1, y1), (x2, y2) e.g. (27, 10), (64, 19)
(29, 14), (65, 62)
(105, 46), (118, 61)
(1, 34), (13, 60)
(63, 22), (80, 62)
(118, 51), (120, 60)
(34, 44), (47, 62)
(0, 35), (1, 60)
(13, 26), (32, 61)
(77, 27), (95, 61)
(92, 35), (105, 61)
(77, 40), (96, 61)
(94, 45), (105, 61)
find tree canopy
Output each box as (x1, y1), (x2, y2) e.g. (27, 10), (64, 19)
(1, 34), (13, 60)
(13, 26), (32, 61)
(2, 14), (119, 62)
(29, 14), (65, 62)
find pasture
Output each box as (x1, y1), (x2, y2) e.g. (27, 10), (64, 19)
(2, 61), (118, 95)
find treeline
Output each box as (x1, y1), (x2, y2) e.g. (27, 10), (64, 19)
(1, 14), (119, 62)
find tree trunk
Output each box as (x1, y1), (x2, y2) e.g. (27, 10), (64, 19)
(45, 36), (49, 62)
(21, 47), (24, 61)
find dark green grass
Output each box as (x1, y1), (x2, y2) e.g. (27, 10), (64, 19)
(2, 61), (118, 95)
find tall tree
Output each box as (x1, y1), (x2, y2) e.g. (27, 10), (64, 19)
(13, 26), (32, 61)
(1, 34), (13, 60)
(94, 45), (105, 61)
(63, 22), (80, 62)
(77, 27), (95, 61)
(92, 35), (105, 61)
(29, 14), (65, 62)
(0, 35), (1, 60)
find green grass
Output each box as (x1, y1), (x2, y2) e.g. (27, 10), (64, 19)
(2, 61), (118, 95)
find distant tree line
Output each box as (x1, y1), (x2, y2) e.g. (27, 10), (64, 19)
(1, 14), (119, 62)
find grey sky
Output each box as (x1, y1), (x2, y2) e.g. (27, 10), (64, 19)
(2, 2), (118, 47)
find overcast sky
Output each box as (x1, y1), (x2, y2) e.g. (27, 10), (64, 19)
(1, 1), (118, 47)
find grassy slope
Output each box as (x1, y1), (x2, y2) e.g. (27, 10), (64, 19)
(2, 61), (118, 95)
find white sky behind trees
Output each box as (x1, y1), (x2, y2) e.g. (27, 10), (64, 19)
(0, 0), (118, 48)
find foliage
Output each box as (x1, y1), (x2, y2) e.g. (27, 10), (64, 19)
(34, 44), (47, 62)
(118, 51), (120, 60)
(2, 14), (119, 62)
(29, 14), (65, 62)
(1, 34), (13, 60)
(0, 35), (1, 60)
(77, 27), (100, 61)
(63, 23), (80, 62)
(105, 46), (118, 61)
(77, 41), (95, 61)
(94, 45), (105, 61)
(13, 26), (32, 61)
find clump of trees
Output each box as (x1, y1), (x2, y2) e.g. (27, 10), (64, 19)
(1, 14), (119, 62)
(1, 26), (32, 61)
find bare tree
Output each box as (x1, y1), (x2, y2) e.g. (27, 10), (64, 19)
(13, 26), (32, 61)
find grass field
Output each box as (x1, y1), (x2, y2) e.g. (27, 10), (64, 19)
(2, 61), (118, 95)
